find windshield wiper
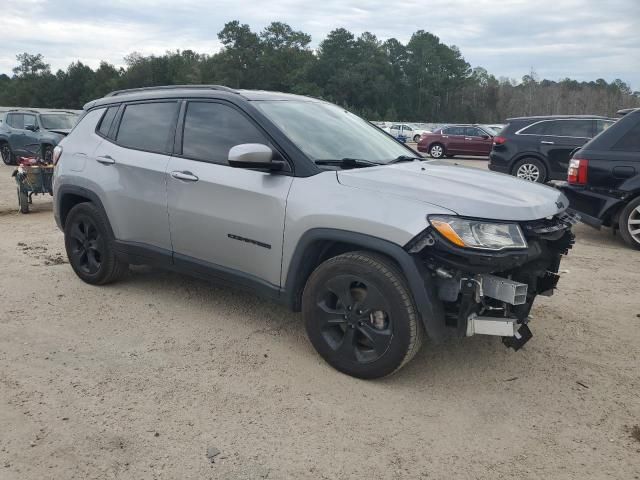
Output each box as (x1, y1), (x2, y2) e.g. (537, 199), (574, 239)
(387, 155), (423, 164)
(314, 158), (381, 169)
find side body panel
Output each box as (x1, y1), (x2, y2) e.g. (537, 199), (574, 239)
(166, 157), (293, 286)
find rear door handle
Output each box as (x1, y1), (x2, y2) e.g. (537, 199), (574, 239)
(541, 140), (555, 145)
(171, 171), (199, 182)
(96, 155), (115, 165)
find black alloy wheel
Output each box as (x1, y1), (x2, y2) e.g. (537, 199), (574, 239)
(315, 274), (393, 364)
(303, 252), (423, 379)
(68, 216), (103, 275)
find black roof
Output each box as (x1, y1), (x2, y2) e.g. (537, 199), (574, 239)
(84, 85), (323, 110)
(507, 114), (615, 121)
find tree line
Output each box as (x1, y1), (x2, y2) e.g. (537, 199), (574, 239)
(0, 20), (638, 122)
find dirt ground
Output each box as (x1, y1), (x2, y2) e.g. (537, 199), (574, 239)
(0, 160), (638, 480)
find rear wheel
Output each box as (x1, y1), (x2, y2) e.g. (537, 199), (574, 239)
(64, 202), (128, 284)
(1, 143), (13, 165)
(429, 143), (444, 159)
(513, 157), (547, 183)
(619, 197), (640, 250)
(302, 251), (423, 379)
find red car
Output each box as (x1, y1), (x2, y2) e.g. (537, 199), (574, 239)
(417, 125), (495, 158)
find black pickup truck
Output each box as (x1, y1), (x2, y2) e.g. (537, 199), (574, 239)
(560, 108), (640, 249)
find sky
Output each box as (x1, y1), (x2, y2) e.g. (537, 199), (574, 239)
(1, 0), (639, 89)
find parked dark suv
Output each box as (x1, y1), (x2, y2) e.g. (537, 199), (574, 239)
(0, 109), (78, 165)
(560, 108), (640, 249)
(489, 115), (616, 183)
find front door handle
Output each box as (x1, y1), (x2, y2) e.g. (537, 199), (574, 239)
(465, 137), (473, 140)
(171, 171), (199, 182)
(541, 140), (555, 145)
(96, 155), (115, 165)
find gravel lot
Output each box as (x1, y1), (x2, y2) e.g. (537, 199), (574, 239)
(1, 159), (639, 479)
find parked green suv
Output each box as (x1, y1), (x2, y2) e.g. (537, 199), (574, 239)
(0, 109), (78, 165)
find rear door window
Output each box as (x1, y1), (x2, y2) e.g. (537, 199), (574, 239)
(612, 121), (640, 152)
(444, 126), (464, 135)
(519, 121), (549, 135)
(116, 102), (178, 153)
(181, 102), (269, 165)
(544, 120), (592, 138)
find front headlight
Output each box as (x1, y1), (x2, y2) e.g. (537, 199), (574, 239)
(429, 216), (527, 250)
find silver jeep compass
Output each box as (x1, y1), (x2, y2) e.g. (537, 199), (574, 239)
(53, 85), (575, 379)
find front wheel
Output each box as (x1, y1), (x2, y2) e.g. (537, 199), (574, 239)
(413, 134), (421, 143)
(619, 197), (640, 250)
(302, 251), (423, 379)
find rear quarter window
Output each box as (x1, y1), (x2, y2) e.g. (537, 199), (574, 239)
(97, 106), (118, 138)
(612, 120), (640, 152)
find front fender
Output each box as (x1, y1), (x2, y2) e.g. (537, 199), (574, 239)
(283, 228), (447, 342)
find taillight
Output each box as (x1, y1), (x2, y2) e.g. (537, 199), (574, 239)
(52, 145), (63, 165)
(493, 136), (506, 145)
(568, 158), (588, 185)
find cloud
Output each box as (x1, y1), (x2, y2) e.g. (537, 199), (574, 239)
(1, 0), (638, 88)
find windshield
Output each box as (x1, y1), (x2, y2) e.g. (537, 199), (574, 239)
(253, 101), (414, 164)
(40, 114), (77, 130)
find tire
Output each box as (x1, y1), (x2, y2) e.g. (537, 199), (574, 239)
(17, 188), (29, 214)
(413, 134), (421, 143)
(429, 143), (445, 159)
(512, 157), (547, 183)
(302, 251), (423, 379)
(43, 145), (53, 163)
(618, 197), (640, 250)
(64, 202), (128, 285)
(1, 143), (13, 165)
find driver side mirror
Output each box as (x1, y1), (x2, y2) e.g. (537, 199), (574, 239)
(228, 143), (285, 171)
(25, 124), (38, 132)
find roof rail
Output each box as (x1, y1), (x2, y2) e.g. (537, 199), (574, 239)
(7, 108), (40, 114)
(105, 84), (238, 97)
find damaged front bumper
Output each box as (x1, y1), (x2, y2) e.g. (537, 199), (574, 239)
(405, 212), (577, 349)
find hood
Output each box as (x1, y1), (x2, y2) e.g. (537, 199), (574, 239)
(48, 128), (71, 136)
(337, 161), (568, 221)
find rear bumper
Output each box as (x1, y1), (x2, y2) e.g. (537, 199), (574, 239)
(488, 151), (511, 173)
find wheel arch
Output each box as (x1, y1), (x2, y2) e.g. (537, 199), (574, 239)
(510, 153), (550, 175)
(283, 228), (446, 342)
(56, 185), (115, 239)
